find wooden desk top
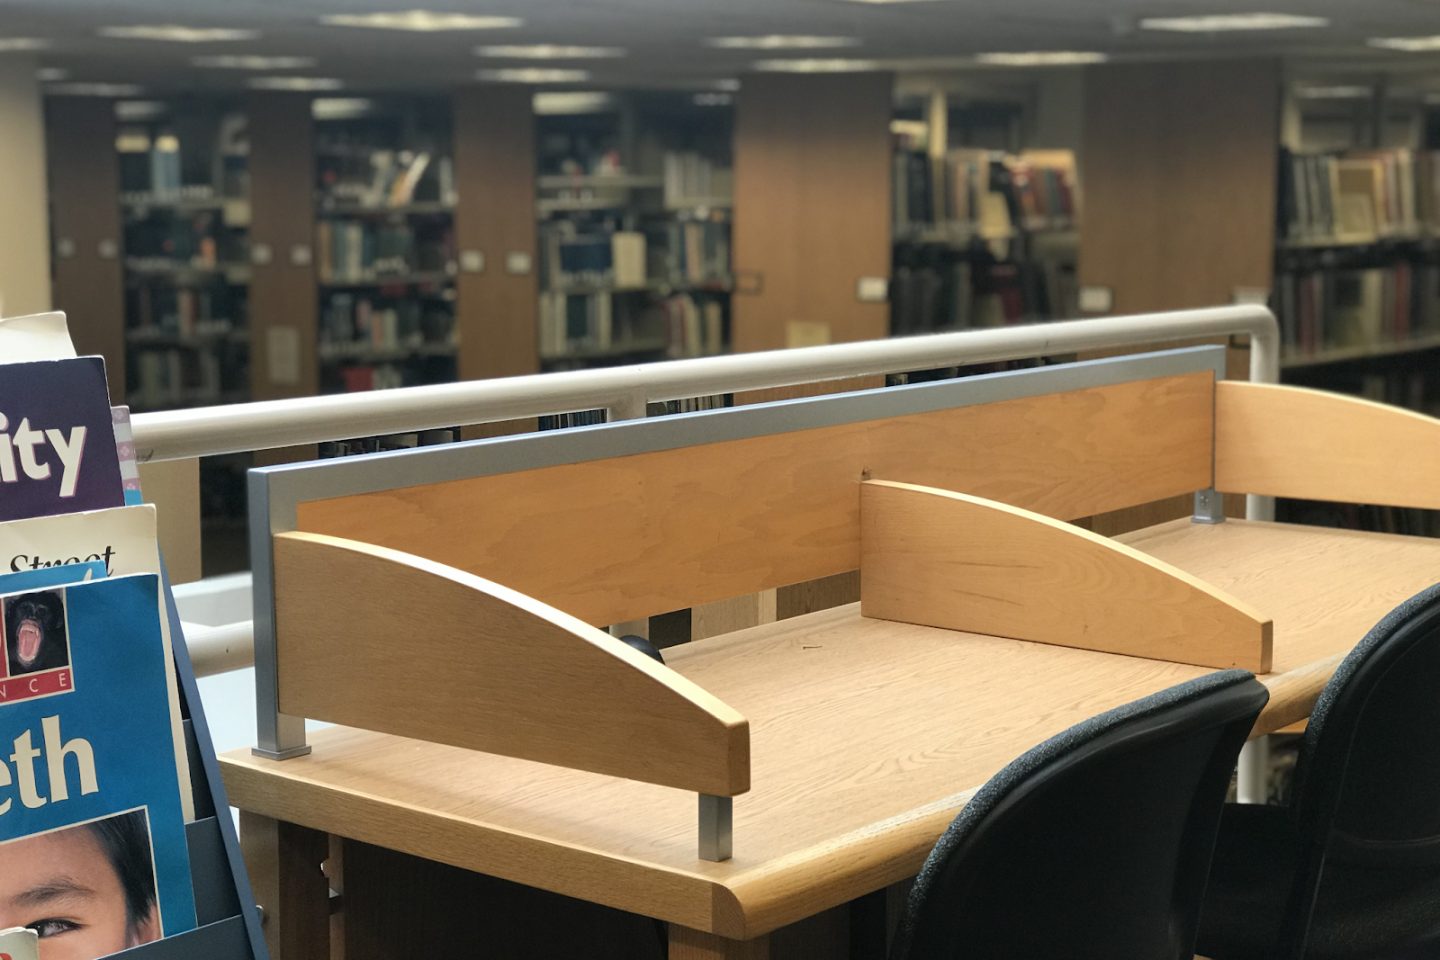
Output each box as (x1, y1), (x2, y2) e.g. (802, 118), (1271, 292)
(221, 519), (1440, 940)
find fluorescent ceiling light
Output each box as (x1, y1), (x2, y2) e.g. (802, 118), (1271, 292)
(1297, 85), (1370, 99)
(99, 25), (258, 42)
(477, 44), (623, 59)
(320, 11), (522, 31)
(713, 78), (741, 91)
(1139, 13), (1328, 32)
(533, 91), (616, 114)
(976, 51), (1108, 66)
(312, 97), (375, 119)
(194, 54), (316, 70)
(708, 35), (858, 50)
(115, 100), (169, 120)
(1369, 35), (1440, 52)
(841, 0), (944, 4)
(753, 58), (880, 72)
(248, 76), (344, 91)
(49, 82), (144, 97)
(694, 92), (734, 106)
(36, 67), (68, 82)
(0, 38), (50, 51)
(479, 68), (590, 83)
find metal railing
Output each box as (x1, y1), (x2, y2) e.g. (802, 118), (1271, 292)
(134, 305), (1280, 678)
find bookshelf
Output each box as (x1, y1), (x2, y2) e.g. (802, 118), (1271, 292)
(116, 101), (252, 412)
(313, 97), (458, 394)
(534, 92), (733, 369)
(890, 90), (1081, 334)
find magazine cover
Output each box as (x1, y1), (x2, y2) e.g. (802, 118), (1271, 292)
(0, 357), (125, 524)
(0, 927), (38, 960)
(0, 575), (196, 958)
(0, 507), (190, 820)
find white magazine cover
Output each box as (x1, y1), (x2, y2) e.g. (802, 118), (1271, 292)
(0, 312), (77, 363)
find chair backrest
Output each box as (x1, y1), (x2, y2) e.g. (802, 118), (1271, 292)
(1286, 583), (1440, 894)
(890, 669), (1268, 960)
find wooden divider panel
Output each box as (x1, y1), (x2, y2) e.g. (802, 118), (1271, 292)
(273, 532), (750, 796)
(860, 481), (1272, 670)
(295, 371), (1214, 626)
(1216, 381), (1440, 509)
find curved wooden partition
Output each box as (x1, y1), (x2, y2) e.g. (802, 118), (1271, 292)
(1217, 381), (1440, 508)
(860, 480), (1273, 671)
(271, 532), (750, 797)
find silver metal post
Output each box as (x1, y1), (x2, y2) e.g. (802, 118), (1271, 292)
(1236, 737), (1270, 803)
(698, 794), (733, 862)
(1193, 488), (1226, 524)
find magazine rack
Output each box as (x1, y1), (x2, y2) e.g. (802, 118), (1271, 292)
(104, 563), (269, 960)
(223, 344), (1440, 955)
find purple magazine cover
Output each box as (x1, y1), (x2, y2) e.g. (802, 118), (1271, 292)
(0, 357), (125, 523)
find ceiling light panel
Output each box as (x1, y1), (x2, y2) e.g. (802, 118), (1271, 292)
(1297, 85), (1371, 99)
(248, 76), (344, 91)
(753, 58), (881, 72)
(976, 51), (1108, 66)
(320, 11), (522, 31)
(477, 44), (623, 59)
(194, 55), (317, 70)
(0, 38), (50, 52)
(478, 68), (591, 83)
(48, 82), (145, 96)
(99, 25), (259, 42)
(1369, 36), (1440, 52)
(708, 35), (859, 50)
(1139, 13), (1329, 32)
(36, 68), (68, 82)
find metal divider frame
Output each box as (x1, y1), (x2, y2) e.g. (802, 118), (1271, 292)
(248, 345), (1227, 861)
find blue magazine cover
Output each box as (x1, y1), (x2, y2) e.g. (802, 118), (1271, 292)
(0, 575), (195, 957)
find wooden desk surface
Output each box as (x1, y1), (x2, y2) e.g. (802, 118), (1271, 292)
(221, 519), (1440, 940)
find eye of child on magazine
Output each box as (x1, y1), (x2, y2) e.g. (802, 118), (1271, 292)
(0, 812), (160, 960)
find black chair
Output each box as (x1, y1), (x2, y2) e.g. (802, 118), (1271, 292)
(890, 669), (1269, 960)
(1197, 582), (1440, 960)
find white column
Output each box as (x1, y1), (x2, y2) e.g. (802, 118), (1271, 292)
(0, 56), (51, 318)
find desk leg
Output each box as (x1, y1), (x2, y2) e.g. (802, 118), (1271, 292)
(670, 926), (771, 959)
(240, 812), (331, 960)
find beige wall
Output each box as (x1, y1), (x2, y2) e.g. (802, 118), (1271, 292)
(0, 57), (51, 318)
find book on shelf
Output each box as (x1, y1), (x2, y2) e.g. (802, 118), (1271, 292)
(893, 147), (1078, 239)
(1274, 260), (1440, 356)
(1280, 148), (1440, 243)
(320, 294), (455, 357)
(662, 151), (733, 207)
(0, 574), (197, 954)
(891, 252), (1074, 334)
(660, 294), (724, 359)
(318, 149), (452, 209)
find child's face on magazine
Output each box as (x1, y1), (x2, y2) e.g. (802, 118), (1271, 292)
(0, 828), (156, 959)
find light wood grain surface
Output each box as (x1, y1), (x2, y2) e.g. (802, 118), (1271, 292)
(274, 532), (750, 796)
(295, 372), (1213, 627)
(860, 480), (1272, 670)
(226, 519), (1440, 939)
(1215, 380), (1440, 509)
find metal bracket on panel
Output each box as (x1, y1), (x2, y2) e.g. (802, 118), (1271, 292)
(1192, 488), (1226, 524)
(698, 794), (733, 862)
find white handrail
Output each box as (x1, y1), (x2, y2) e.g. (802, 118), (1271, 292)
(131, 306), (1278, 463)
(142, 306), (1279, 679)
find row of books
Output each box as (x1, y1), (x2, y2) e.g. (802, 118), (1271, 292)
(649, 218), (731, 286)
(891, 253), (1077, 334)
(124, 211), (244, 267)
(538, 291), (725, 360)
(0, 350), (215, 959)
(662, 151), (733, 206)
(893, 148), (1079, 238)
(539, 219), (732, 291)
(316, 220), (455, 283)
(128, 285), (246, 341)
(317, 149), (456, 209)
(332, 362), (428, 392)
(1280, 149), (1440, 242)
(1274, 261), (1440, 355)
(319, 294), (455, 356)
(131, 347), (241, 411)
